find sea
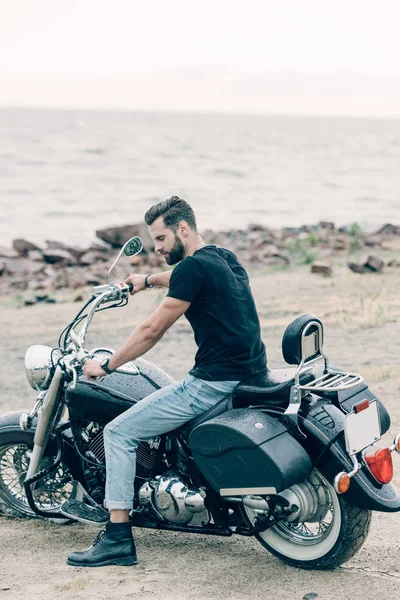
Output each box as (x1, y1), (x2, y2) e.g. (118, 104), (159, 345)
(1, 107), (399, 248)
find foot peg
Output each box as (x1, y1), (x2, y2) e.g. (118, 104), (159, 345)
(60, 499), (109, 525)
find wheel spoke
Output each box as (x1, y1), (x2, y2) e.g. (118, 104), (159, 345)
(0, 443), (76, 514)
(244, 469), (340, 548)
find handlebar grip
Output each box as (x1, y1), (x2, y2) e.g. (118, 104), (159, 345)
(127, 282), (134, 292)
(81, 354), (94, 365)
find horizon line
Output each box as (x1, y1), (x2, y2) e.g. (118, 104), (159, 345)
(1, 104), (400, 121)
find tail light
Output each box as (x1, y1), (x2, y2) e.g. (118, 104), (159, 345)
(364, 447), (393, 484)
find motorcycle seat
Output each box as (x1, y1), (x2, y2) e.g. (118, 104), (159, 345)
(180, 368), (314, 441)
(232, 368), (315, 409)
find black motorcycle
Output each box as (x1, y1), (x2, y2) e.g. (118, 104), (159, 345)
(0, 236), (399, 570)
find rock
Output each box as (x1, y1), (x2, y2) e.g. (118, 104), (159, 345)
(387, 258), (400, 267)
(42, 249), (77, 266)
(42, 265), (58, 278)
(364, 235), (382, 247)
(201, 229), (218, 244)
(9, 279), (29, 290)
(375, 223), (400, 236)
(86, 242), (111, 254)
(362, 254), (384, 272)
(0, 262), (6, 277)
(45, 239), (70, 250)
(79, 251), (109, 266)
(24, 298), (36, 306)
(252, 235), (278, 250)
(262, 255), (290, 266)
(311, 262), (332, 277)
(348, 254), (384, 274)
(28, 279), (50, 291)
(262, 250), (290, 265)
(4, 257), (45, 276)
(332, 238), (347, 251)
(146, 252), (165, 268)
(35, 294), (49, 303)
(68, 247), (89, 262)
(318, 221), (335, 231)
(96, 223), (153, 252)
(247, 223), (269, 233)
(12, 238), (41, 256)
(28, 250), (44, 262)
(128, 255), (145, 267)
(74, 294), (84, 302)
(348, 262), (367, 274)
(45, 240), (88, 262)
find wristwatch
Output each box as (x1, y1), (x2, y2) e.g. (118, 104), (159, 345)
(100, 358), (114, 374)
(144, 274), (154, 288)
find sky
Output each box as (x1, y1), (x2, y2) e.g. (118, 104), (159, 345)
(1, 0), (400, 116)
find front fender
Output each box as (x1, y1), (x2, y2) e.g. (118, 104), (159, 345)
(0, 410), (82, 482)
(301, 400), (400, 513)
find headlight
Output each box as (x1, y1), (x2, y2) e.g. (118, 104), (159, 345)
(24, 345), (57, 391)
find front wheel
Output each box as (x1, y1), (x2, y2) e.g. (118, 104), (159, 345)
(241, 470), (371, 570)
(0, 427), (78, 522)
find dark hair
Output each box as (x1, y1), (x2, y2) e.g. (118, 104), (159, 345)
(144, 196), (197, 232)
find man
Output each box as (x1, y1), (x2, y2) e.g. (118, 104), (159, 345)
(67, 196), (266, 567)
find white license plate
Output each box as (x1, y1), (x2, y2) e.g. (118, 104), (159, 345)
(344, 400), (381, 456)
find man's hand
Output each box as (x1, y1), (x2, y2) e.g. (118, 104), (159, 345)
(83, 359), (107, 380)
(124, 273), (147, 295)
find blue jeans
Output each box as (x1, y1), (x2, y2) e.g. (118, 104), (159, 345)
(103, 374), (240, 510)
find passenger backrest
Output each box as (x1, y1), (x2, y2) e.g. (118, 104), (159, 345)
(282, 313), (324, 366)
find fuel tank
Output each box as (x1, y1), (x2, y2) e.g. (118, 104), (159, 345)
(65, 357), (174, 423)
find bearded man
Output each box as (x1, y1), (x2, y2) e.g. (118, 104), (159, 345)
(67, 196), (266, 567)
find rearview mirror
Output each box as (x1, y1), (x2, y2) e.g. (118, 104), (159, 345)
(108, 236), (143, 283)
(123, 237), (144, 257)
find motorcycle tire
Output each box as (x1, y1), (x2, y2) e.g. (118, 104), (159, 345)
(0, 423), (78, 523)
(241, 469), (371, 570)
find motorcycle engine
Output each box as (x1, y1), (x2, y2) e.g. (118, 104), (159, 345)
(138, 474), (208, 525)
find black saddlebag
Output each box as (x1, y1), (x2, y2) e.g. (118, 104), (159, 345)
(188, 409), (312, 496)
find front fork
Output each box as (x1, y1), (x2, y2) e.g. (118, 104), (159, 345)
(25, 365), (65, 480)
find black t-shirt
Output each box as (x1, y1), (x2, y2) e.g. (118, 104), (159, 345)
(167, 245), (267, 381)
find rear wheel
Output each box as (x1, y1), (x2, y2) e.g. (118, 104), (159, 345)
(0, 429), (78, 522)
(241, 470), (371, 569)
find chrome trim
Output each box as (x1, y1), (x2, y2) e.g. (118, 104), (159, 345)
(24, 345), (55, 391)
(107, 236), (143, 284)
(390, 433), (400, 454)
(138, 475), (207, 525)
(334, 455), (360, 493)
(220, 487), (277, 496)
(294, 321), (326, 387)
(299, 370), (363, 392)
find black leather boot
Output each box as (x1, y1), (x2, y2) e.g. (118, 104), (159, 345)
(67, 522), (137, 567)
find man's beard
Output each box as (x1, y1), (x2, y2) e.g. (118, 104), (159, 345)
(165, 234), (185, 265)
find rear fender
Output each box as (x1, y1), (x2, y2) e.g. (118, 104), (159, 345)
(301, 400), (400, 512)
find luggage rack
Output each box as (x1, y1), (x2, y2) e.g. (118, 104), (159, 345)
(284, 318), (364, 437)
(299, 370), (363, 392)
(293, 320), (363, 393)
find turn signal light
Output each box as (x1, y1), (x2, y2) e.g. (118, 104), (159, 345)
(364, 447), (393, 484)
(334, 472), (351, 494)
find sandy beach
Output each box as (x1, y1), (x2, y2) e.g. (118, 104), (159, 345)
(1, 264), (400, 599)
